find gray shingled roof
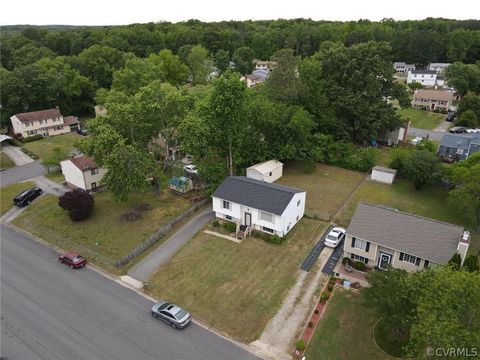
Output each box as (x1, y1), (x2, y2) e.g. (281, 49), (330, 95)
(372, 166), (397, 174)
(411, 69), (437, 75)
(346, 203), (463, 264)
(212, 176), (305, 215)
(440, 134), (472, 150)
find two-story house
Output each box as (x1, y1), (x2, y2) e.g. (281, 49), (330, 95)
(393, 62), (416, 73)
(427, 63), (451, 74)
(254, 60), (277, 71)
(60, 155), (106, 191)
(412, 89), (453, 111)
(407, 70), (444, 87)
(344, 203), (469, 272)
(10, 108), (78, 139)
(438, 134), (480, 161)
(212, 176), (306, 238)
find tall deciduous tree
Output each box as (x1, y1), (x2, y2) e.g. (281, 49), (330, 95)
(186, 45), (212, 85)
(264, 49), (302, 104)
(405, 150), (442, 190)
(445, 62), (480, 95)
(214, 49), (230, 73)
(232, 46), (255, 75)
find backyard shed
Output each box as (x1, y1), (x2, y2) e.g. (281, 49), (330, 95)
(371, 166), (396, 184)
(246, 160), (283, 183)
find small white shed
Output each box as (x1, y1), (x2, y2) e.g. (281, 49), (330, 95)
(371, 166), (397, 185)
(246, 160), (283, 183)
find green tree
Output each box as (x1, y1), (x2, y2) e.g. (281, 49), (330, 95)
(457, 92), (480, 119)
(462, 255), (479, 272)
(445, 62), (480, 94)
(59, 189), (95, 221)
(448, 152), (480, 225)
(455, 110), (478, 127)
(232, 46), (255, 75)
(186, 45), (212, 85)
(404, 150), (442, 190)
(407, 82), (424, 92)
(448, 252), (462, 270)
(264, 49), (302, 104)
(214, 49), (230, 73)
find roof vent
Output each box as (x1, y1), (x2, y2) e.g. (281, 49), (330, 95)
(461, 231), (470, 243)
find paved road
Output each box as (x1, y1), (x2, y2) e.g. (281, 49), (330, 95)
(128, 208), (214, 282)
(0, 160), (45, 187)
(0, 224), (259, 360)
(409, 127), (476, 142)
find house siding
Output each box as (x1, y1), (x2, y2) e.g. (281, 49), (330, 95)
(246, 165), (282, 183)
(11, 114), (71, 138)
(60, 160), (85, 189)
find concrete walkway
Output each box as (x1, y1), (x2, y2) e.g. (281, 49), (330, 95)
(32, 175), (68, 196)
(433, 120), (452, 132)
(128, 207), (214, 282)
(1, 144), (34, 166)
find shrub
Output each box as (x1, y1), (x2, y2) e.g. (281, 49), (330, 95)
(352, 261), (367, 271)
(264, 233), (285, 244)
(295, 339), (306, 351)
(320, 292), (330, 303)
(342, 257), (352, 266)
(455, 110), (478, 127)
(327, 284), (334, 292)
(462, 255), (480, 272)
(328, 276), (337, 284)
(449, 252), (462, 270)
(20, 134), (44, 143)
(308, 321), (314, 328)
(58, 189), (95, 221)
(314, 309), (320, 315)
(212, 219), (220, 227)
(223, 221), (237, 233)
(20, 147), (39, 159)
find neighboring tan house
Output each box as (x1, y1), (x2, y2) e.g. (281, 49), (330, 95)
(10, 108), (73, 138)
(412, 89), (453, 111)
(438, 134), (480, 161)
(428, 63), (450, 74)
(60, 155), (106, 191)
(241, 74), (264, 88)
(212, 176), (306, 238)
(254, 60), (277, 70)
(344, 203), (470, 272)
(246, 160), (283, 183)
(407, 69), (444, 87)
(63, 116), (81, 132)
(393, 62), (415, 73)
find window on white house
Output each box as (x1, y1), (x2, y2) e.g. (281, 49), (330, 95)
(222, 200), (230, 210)
(354, 239), (367, 251)
(297, 199), (301, 207)
(260, 211), (273, 223)
(296, 215), (299, 222)
(351, 254), (368, 263)
(91, 168), (99, 175)
(269, 172), (272, 176)
(225, 215), (232, 220)
(287, 224), (290, 231)
(262, 226), (274, 233)
(401, 253), (417, 264)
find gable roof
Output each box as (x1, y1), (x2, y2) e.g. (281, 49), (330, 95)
(414, 89), (453, 102)
(212, 176), (304, 216)
(69, 155), (97, 172)
(372, 166), (396, 174)
(13, 108), (62, 123)
(440, 134), (474, 150)
(63, 116), (80, 125)
(411, 69), (437, 75)
(247, 160), (283, 174)
(346, 203), (463, 264)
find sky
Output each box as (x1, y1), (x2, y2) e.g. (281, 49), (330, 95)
(1, 0), (478, 26)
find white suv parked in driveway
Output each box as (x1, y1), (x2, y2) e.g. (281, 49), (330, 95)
(324, 227), (346, 248)
(183, 164), (198, 175)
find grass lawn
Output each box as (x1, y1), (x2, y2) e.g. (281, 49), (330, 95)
(45, 171), (65, 183)
(305, 288), (394, 360)
(148, 218), (328, 342)
(374, 318), (409, 358)
(0, 152), (15, 169)
(397, 108), (445, 130)
(276, 162), (365, 221)
(0, 181), (36, 215)
(12, 188), (198, 268)
(334, 179), (479, 254)
(23, 133), (81, 160)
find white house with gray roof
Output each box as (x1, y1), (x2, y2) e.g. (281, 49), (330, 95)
(212, 176), (306, 238)
(344, 203), (469, 272)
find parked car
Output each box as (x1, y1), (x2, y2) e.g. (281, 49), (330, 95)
(77, 128), (88, 136)
(151, 302), (191, 329)
(13, 187), (43, 207)
(449, 126), (467, 133)
(183, 164), (198, 175)
(446, 112), (456, 122)
(410, 136), (423, 145)
(324, 227), (346, 248)
(58, 252), (87, 269)
(466, 128), (480, 134)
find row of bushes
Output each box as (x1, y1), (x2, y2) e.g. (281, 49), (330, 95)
(20, 147), (39, 159)
(212, 220), (285, 244)
(19, 134), (44, 143)
(342, 257), (367, 271)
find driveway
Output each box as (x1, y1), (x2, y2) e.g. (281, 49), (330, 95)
(128, 208), (214, 282)
(321, 239), (344, 275)
(1, 144), (34, 165)
(0, 161), (45, 187)
(1, 223), (260, 360)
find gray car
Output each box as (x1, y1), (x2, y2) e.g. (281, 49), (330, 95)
(151, 302), (191, 329)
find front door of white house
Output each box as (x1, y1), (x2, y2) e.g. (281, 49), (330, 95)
(378, 252), (392, 270)
(244, 213), (252, 227)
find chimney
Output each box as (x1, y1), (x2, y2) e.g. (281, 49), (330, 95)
(457, 231), (470, 266)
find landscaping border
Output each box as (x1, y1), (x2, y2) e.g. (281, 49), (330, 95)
(114, 198), (210, 267)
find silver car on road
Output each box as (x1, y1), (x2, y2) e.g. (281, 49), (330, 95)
(151, 301), (191, 329)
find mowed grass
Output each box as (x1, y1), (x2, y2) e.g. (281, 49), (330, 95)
(276, 163), (365, 221)
(397, 108), (445, 130)
(23, 133), (81, 160)
(334, 179), (479, 254)
(45, 171), (65, 183)
(0, 181), (36, 215)
(0, 152), (15, 169)
(12, 189), (197, 265)
(305, 288), (394, 360)
(148, 218), (328, 342)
